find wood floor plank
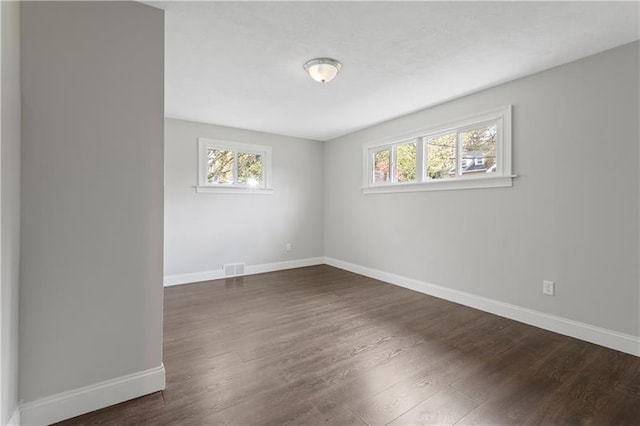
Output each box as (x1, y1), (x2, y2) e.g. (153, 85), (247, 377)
(313, 407), (367, 426)
(55, 265), (640, 426)
(348, 370), (444, 425)
(388, 388), (478, 425)
(455, 374), (560, 425)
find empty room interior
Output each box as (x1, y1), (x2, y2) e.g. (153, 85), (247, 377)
(1, 1), (640, 425)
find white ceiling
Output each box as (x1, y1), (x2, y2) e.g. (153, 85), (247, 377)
(154, 1), (639, 141)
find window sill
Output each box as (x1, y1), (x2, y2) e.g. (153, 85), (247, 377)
(196, 185), (274, 195)
(362, 175), (514, 194)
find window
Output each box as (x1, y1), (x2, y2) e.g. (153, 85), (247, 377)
(197, 138), (272, 194)
(362, 106), (513, 193)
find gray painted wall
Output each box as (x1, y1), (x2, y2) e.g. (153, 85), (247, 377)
(20, 1), (164, 402)
(164, 118), (324, 278)
(1, 0), (21, 422)
(324, 42), (640, 337)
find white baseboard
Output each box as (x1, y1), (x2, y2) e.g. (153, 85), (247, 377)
(164, 269), (225, 286)
(245, 257), (325, 275)
(324, 257), (640, 357)
(164, 257), (325, 287)
(19, 364), (165, 426)
(8, 408), (20, 426)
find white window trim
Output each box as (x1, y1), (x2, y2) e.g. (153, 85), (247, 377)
(362, 105), (514, 194)
(197, 138), (273, 194)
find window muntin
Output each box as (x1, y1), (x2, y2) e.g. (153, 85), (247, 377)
(363, 106), (512, 193)
(370, 140), (418, 185)
(369, 124), (500, 185)
(198, 138), (272, 192)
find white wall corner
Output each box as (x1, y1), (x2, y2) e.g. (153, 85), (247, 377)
(323, 257), (640, 357)
(164, 257), (325, 287)
(19, 364), (165, 426)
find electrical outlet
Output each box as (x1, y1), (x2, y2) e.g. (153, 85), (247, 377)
(286, 243), (292, 251)
(543, 280), (555, 296)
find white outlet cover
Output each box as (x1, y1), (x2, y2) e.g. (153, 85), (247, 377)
(543, 280), (555, 296)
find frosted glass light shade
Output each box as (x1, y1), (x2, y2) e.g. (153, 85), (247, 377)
(304, 58), (342, 83)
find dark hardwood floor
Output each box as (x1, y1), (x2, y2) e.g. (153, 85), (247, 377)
(57, 265), (640, 425)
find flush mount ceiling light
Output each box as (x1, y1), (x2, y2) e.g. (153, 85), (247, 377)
(303, 58), (342, 83)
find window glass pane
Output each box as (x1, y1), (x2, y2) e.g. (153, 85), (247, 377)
(396, 142), (416, 182)
(373, 149), (391, 183)
(237, 152), (263, 186)
(208, 148), (234, 184)
(460, 124), (497, 175)
(426, 133), (456, 180)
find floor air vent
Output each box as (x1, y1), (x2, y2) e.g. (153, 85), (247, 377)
(224, 263), (246, 277)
